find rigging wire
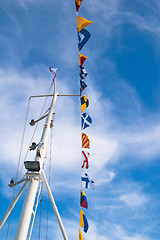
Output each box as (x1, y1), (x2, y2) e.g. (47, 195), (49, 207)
(6, 80), (54, 239)
(18, 81), (54, 179)
(6, 97), (31, 240)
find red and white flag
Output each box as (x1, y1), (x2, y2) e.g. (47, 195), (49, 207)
(82, 150), (90, 169)
(49, 67), (58, 80)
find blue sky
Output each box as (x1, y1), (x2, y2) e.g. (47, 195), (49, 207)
(0, 0), (160, 239)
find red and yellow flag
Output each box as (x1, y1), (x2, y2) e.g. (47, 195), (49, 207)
(82, 133), (90, 148)
(79, 53), (87, 66)
(75, 0), (83, 13)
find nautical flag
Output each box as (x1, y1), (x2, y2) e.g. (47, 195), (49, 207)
(80, 209), (89, 233)
(77, 16), (94, 32)
(78, 28), (91, 51)
(75, 0), (83, 13)
(80, 66), (87, 79)
(81, 173), (95, 189)
(79, 53), (87, 66)
(49, 67), (57, 74)
(80, 80), (87, 92)
(81, 95), (89, 112)
(80, 190), (88, 209)
(79, 229), (84, 240)
(49, 67), (57, 80)
(81, 113), (92, 130)
(82, 150), (90, 169)
(82, 133), (90, 148)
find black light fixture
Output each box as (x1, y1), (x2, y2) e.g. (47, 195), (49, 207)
(24, 161), (40, 172)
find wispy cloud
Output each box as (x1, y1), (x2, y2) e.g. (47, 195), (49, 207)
(119, 191), (148, 207)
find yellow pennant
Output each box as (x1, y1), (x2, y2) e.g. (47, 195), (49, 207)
(79, 229), (84, 240)
(77, 16), (94, 32)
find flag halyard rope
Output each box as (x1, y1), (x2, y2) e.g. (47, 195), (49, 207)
(74, 0), (95, 239)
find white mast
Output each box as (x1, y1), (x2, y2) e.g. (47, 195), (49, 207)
(15, 79), (68, 240)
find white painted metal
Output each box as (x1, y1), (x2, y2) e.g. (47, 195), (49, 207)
(26, 181), (42, 240)
(41, 169), (68, 240)
(29, 93), (80, 99)
(0, 180), (28, 230)
(15, 178), (39, 240)
(15, 80), (61, 239)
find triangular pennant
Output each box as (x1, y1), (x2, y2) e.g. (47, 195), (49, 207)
(79, 53), (87, 66)
(77, 16), (94, 32)
(75, 0), (83, 13)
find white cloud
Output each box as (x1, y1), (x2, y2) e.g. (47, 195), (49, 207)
(119, 191), (148, 207)
(38, 217), (152, 240)
(1, 67), (160, 183)
(109, 223), (152, 240)
(95, 170), (116, 186)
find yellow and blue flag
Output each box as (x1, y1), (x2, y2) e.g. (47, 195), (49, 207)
(80, 209), (89, 233)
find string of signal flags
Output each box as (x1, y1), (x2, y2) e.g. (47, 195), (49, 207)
(75, 1), (95, 239)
